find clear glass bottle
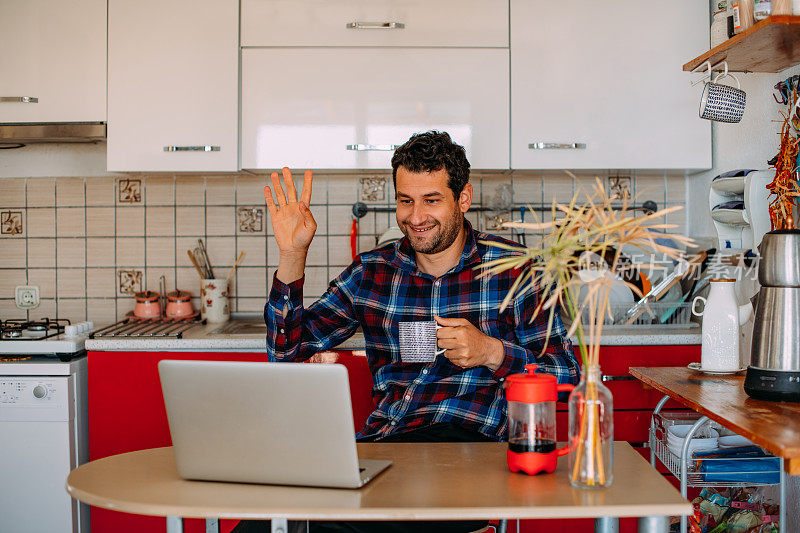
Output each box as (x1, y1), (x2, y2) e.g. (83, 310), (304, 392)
(568, 365), (614, 488)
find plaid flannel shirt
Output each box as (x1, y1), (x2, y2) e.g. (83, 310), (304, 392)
(264, 222), (578, 441)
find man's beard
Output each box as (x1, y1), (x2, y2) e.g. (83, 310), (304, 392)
(404, 209), (463, 255)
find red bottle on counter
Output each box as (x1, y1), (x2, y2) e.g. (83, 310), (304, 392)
(506, 364), (574, 475)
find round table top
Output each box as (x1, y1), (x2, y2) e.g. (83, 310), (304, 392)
(67, 442), (691, 521)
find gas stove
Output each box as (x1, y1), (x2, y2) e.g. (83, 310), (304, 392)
(0, 318), (93, 361)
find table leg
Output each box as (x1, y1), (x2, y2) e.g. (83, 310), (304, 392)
(166, 516), (184, 533)
(272, 517), (289, 533)
(638, 516), (669, 533)
(594, 516), (619, 532)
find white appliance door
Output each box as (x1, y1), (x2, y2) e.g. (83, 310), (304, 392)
(0, 376), (79, 533)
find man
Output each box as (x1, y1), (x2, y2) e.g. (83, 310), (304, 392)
(241, 131), (577, 533)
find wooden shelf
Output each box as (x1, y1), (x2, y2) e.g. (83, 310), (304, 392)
(683, 16), (800, 73)
(629, 366), (800, 475)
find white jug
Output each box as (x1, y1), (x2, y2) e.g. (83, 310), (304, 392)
(691, 279), (753, 371)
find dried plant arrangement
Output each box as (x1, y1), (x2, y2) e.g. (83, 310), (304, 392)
(767, 106), (800, 230)
(477, 174), (692, 487)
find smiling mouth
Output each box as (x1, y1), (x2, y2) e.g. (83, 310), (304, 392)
(409, 225), (436, 234)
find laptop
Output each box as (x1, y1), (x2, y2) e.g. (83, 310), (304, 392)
(158, 360), (392, 488)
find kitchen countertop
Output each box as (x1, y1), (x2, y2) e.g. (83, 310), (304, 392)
(85, 318), (700, 352)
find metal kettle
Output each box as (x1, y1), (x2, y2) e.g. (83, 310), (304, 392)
(745, 230), (800, 401)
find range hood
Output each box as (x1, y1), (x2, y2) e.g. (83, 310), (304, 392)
(0, 122), (106, 143)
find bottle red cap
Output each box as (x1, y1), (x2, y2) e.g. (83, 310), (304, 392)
(506, 364), (559, 403)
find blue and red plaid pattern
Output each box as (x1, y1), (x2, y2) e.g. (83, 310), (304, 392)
(265, 222), (578, 441)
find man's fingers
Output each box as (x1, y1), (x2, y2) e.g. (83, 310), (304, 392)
(300, 169), (313, 206)
(436, 327), (458, 340)
(436, 338), (459, 350)
(434, 315), (468, 327)
(264, 185), (278, 216)
(270, 172), (288, 206)
(282, 167), (299, 203)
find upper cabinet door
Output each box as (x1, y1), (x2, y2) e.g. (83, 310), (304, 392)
(241, 48), (509, 170)
(511, 0), (711, 170)
(242, 0), (508, 47)
(107, 0), (238, 172)
(0, 0), (105, 122)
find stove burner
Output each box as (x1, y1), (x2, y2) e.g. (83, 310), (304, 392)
(0, 318), (71, 341)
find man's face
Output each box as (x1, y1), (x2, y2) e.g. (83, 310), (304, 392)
(395, 166), (471, 255)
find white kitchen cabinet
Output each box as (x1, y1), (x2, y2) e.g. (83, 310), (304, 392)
(241, 49), (509, 170)
(242, 0), (508, 48)
(0, 0), (105, 123)
(107, 0), (238, 172)
(511, 0), (711, 170)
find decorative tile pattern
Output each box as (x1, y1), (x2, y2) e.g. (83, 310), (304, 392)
(118, 269), (143, 295)
(1, 211), (23, 235)
(118, 179), (142, 204)
(360, 177), (386, 202)
(608, 176), (631, 200)
(237, 206), (264, 233)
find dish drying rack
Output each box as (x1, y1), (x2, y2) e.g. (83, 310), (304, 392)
(649, 396), (786, 533)
(581, 302), (697, 328)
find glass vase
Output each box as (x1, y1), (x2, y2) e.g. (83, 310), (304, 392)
(568, 364), (614, 488)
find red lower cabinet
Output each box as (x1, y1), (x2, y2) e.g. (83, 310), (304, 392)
(88, 344), (699, 533)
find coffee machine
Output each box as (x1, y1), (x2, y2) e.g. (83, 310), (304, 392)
(745, 230), (800, 401)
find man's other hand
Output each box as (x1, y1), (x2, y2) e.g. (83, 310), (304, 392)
(434, 316), (504, 371)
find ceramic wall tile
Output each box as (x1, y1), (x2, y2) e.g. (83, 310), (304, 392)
(29, 299), (57, 321)
(86, 238), (115, 267)
(666, 173), (687, 203)
(176, 206), (205, 236)
(0, 298), (24, 319)
(205, 176), (236, 205)
(145, 237), (174, 267)
(327, 175), (357, 204)
(56, 299), (86, 321)
(85, 178), (115, 206)
(86, 207), (115, 237)
(176, 267), (201, 297)
(305, 236), (328, 266)
(328, 236), (353, 266)
(236, 206), (265, 234)
(115, 207), (145, 236)
(145, 176), (175, 206)
(116, 237), (145, 266)
(86, 298), (117, 323)
(205, 236), (236, 272)
(116, 178), (142, 205)
(303, 266), (330, 298)
(145, 206), (176, 237)
(85, 268), (117, 298)
(0, 239), (26, 268)
(327, 205), (353, 235)
(235, 297), (264, 313)
(26, 208), (55, 237)
(56, 238), (85, 267)
(236, 174), (266, 204)
(206, 206), (235, 236)
(56, 208), (85, 237)
(175, 176), (205, 205)
(234, 266), (268, 298)
(235, 236), (267, 266)
(145, 267), (175, 296)
(28, 238), (55, 268)
(1, 209), (24, 237)
(56, 178), (85, 207)
(27, 268), (56, 298)
(27, 178), (55, 207)
(57, 269), (86, 298)
(0, 178), (26, 207)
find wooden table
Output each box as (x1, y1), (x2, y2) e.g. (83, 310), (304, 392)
(630, 366), (800, 475)
(66, 442), (689, 533)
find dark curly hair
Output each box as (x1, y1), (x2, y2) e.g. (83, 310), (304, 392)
(391, 131), (470, 199)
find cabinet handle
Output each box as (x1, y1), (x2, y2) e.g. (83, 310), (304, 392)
(1, 96), (39, 103)
(163, 145), (220, 152)
(528, 142), (586, 150)
(601, 375), (637, 382)
(346, 21), (405, 29)
(346, 144), (401, 151)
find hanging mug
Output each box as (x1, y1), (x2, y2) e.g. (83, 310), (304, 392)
(699, 67), (746, 123)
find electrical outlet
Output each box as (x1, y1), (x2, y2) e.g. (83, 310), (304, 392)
(15, 285), (40, 309)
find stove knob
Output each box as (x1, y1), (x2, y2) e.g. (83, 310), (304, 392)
(33, 385), (47, 399)
(64, 325), (79, 337)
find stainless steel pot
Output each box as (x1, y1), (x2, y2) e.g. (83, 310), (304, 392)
(750, 286), (800, 372)
(758, 230), (800, 287)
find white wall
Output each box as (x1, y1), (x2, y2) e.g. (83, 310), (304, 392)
(687, 64), (800, 239)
